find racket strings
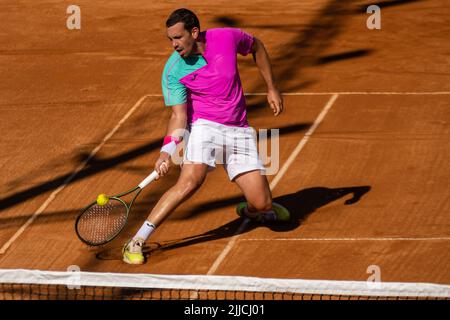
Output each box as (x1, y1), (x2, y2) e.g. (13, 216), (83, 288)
(77, 201), (128, 245)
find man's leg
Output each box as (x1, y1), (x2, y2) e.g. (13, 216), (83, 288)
(123, 162), (209, 264)
(146, 162), (209, 226)
(233, 169), (272, 213)
(233, 169), (290, 222)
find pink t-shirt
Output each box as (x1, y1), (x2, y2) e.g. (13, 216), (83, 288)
(179, 28), (254, 127)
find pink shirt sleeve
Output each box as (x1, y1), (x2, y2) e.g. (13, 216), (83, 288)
(230, 28), (255, 56)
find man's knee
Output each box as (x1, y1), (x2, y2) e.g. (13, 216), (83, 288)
(248, 196), (272, 212)
(176, 176), (204, 197)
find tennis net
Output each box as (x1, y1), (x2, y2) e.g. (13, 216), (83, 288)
(0, 269), (449, 300)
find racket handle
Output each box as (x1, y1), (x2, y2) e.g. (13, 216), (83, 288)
(138, 170), (159, 189)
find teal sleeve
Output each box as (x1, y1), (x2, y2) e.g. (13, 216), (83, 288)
(162, 61), (187, 106)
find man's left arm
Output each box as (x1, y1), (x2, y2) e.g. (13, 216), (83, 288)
(251, 37), (283, 116)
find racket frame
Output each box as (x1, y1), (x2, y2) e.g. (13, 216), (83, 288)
(75, 168), (160, 246)
(75, 186), (142, 246)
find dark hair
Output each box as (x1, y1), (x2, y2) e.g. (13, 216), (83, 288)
(166, 8), (200, 31)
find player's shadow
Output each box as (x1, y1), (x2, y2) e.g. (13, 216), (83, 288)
(141, 185), (371, 256)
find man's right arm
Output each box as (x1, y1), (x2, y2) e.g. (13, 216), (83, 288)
(165, 103), (187, 139)
(155, 103), (187, 177)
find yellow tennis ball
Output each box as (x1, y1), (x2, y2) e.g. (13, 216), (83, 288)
(96, 194), (109, 206)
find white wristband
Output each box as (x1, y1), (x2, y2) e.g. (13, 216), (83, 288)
(160, 141), (177, 156)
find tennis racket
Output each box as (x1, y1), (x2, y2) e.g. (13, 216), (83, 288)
(75, 170), (159, 246)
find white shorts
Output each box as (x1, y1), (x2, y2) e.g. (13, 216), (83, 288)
(182, 119), (266, 180)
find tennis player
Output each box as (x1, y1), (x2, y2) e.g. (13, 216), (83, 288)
(123, 8), (290, 264)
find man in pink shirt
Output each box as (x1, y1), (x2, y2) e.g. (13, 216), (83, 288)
(123, 8), (290, 264)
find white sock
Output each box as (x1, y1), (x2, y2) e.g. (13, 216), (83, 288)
(133, 221), (155, 242)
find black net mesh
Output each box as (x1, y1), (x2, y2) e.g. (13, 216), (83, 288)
(0, 283), (447, 300)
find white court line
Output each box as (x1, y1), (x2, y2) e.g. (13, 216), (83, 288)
(240, 237), (450, 242)
(269, 94), (338, 189)
(0, 94), (151, 255)
(206, 94), (339, 275)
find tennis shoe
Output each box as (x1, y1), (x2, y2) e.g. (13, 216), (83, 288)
(122, 238), (145, 265)
(236, 202), (290, 222)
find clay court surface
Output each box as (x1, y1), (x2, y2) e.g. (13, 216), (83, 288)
(0, 0), (449, 287)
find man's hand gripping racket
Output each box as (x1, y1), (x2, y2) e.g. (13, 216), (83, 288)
(75, 141), (177, 246)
